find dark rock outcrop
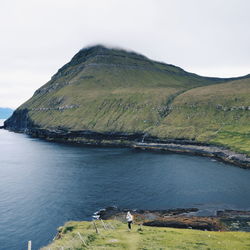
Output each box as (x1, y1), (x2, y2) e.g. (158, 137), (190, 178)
(143, 217), (223, 231)
(4, 108), (35, 132)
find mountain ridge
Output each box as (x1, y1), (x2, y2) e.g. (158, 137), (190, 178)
(52, 45), (250, 82)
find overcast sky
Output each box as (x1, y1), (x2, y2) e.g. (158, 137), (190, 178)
(0, 0), (249, 109)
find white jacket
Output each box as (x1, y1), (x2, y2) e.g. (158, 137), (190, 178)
(126, 212), (133, 222)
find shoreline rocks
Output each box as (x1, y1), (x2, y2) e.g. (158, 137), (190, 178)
(95, 206), (199, 220)
(95, 207), (250, 232)
(133, 142), (250, 168)
(4, 126), (250, 168)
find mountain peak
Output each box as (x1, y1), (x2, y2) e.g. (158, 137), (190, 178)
(50, 45), (149, 81)
(74, 44), (148, 61)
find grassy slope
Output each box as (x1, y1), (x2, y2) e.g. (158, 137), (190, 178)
(11, 46), (250, 155)
(20, 47), (218, 132)
(150, 78), (250, 154)
(42, 220), (250, 250)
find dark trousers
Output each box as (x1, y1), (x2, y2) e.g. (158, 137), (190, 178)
(128, 221), (132, 229)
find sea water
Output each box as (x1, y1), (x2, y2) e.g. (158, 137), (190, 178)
(1, 122), (250, 249)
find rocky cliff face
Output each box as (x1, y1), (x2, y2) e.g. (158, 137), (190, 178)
(4, 108), (34, 131)
(4, 45), (250, 156)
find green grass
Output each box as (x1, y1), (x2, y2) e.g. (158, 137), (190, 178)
(41, 220), (250, 250)
(27, 87), (180, 132)
(150, 79), (250, 154)
(211, 127), (250, 154)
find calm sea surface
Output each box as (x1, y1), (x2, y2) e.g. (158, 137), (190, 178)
(1, 119), (250, 249)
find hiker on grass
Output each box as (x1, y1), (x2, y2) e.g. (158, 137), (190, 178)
(126, 211), (133, 230)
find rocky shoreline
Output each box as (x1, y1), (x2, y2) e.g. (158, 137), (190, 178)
(133, 142), (250, 168)
(95, 207), (250, 232)
(4, 125), (250, 168)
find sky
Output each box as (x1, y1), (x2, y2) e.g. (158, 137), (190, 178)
(0, 0), (249, 109)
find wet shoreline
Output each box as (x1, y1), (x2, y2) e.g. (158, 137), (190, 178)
(4, 126), (250, 168)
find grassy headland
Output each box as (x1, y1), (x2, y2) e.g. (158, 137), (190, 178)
(42, 220), (250, 249)
(5, 45), (250, 156)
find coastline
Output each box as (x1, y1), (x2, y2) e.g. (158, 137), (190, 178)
(43, 218), (250, 250)
(133, 142), (250, 168)
(42, 207), (250, 249)
(95, 206), (250, 232)
(4, 126), (250, 168)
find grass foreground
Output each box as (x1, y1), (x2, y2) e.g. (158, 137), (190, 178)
(42, 220), (250, 250)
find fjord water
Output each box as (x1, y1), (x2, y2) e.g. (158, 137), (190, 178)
(1, 120), (250, 249)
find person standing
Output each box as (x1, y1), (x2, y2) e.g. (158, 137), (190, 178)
(126, 211), (133, 230)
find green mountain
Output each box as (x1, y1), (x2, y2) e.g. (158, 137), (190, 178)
(0, 107), (13, 119)
(4, 45), (250, 155)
